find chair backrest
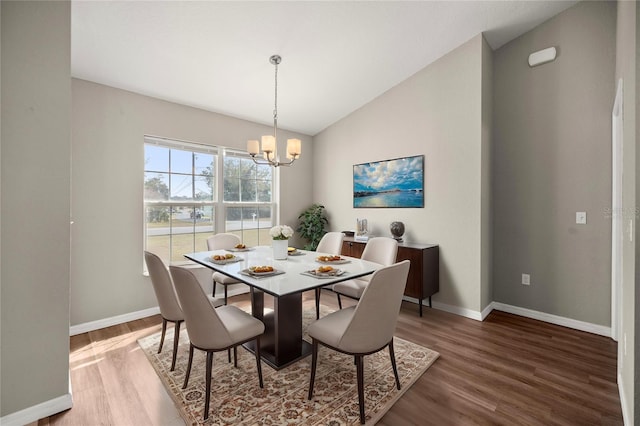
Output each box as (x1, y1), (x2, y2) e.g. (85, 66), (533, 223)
(315, 232), (345, 255)
(144, 251), (183, 322)
(207, 233), (241, 251)
(169, 265), (234, 349)
(338, 260), (410, 353)
(361, 237), (398, 266)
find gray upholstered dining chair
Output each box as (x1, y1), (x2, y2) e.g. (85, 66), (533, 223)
(207, 233), (243, 305)
(313, 232), (345, 319)
(307, 260), (410, 424)
(144, 251), (223, 372)
(169, 265), (265, 421)
(332, 237), (398, 308)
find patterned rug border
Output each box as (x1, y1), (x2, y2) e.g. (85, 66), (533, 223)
(138, 306), (439, 425)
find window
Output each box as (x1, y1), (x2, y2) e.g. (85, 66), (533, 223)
(144, 137), (275, 265)
(223, 151), (274, 246)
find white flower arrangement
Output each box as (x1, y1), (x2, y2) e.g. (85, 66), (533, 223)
(270, 225), (294, 240)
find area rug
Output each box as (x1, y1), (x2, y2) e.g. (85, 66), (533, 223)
(138, 305), (439, 425)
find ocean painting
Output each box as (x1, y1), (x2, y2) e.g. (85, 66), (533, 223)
(353, 155), (424, 208)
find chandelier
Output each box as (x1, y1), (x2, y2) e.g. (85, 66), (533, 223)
(247, 55), (301, 167)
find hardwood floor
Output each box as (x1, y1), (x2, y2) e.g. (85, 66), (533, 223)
(37, 292), (623, 425)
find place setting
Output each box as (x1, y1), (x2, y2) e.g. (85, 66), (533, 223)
(315, 254), (351, 264)
(208, 253), (243, 265)
(302, 265), (347, 279)
(287, 246), (305, 256)
(227, 243), (255, 252)
(240, 265), (286, 279)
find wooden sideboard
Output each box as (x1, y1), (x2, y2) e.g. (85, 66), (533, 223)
(341, 237), (439, 316)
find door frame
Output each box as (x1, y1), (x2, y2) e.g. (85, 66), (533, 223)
(611, 78), (623, 342)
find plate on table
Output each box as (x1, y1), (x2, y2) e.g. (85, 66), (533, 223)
(209, 255), (241, 265)
(228, 246), (254, 252)
(315, 255), (350, 264)
(288, 248), (305, 256)
(304, 268), (346, 278)
(245, 266), (280, 277)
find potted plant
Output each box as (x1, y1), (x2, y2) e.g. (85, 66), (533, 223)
(297, 204), (329, 250)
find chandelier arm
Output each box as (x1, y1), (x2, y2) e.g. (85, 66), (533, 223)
(248, 153), (298, 167)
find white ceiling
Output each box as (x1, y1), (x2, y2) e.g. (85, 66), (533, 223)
(72, 1), (577, 136)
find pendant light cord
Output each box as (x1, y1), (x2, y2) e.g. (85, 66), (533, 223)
(273, 59), (278, 144)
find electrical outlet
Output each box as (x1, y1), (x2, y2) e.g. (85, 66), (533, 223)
(521, 273), (530, 285)
(576, 212), (587, 224)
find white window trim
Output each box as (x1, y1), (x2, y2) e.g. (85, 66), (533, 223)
(143, 136), (277, 269)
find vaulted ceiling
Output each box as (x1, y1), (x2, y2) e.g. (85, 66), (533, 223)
(72, 1), (577, 135)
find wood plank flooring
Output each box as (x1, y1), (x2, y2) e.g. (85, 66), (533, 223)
(36, 292), (623, 425)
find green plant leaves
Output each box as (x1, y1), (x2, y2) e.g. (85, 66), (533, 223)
(297, 204), (329, 251)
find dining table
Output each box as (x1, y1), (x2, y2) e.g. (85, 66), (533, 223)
(184, 246), (382, 370)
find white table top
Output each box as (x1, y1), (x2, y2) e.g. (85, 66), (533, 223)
(184, 246), (382, 297)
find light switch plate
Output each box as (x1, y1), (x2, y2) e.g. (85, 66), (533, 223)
(576, 212), (587, 224)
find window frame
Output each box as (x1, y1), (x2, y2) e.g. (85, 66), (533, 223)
(143, 136), (277, 267)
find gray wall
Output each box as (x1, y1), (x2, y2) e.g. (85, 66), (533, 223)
(313, 34), (490, 315)
(615, 0), (637, 423)
(492, 1), (616, 326)
(1, 0), (71, 416)
(71, 79), (313, 326)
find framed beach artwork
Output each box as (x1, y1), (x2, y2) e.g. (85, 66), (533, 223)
(353, 155), (424, 208)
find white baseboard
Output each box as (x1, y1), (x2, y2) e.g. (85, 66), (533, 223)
(491, 302), (611, 337)
(402, 296), (489, 321)
(430, 300), (483, 321)
(70, 306), (160, 336)
(404, 297), (611, 338)
(480, 302), (494, 320)
(0, 392), (72, 426)
(69, 286), (251, 336)
(618, 372), (631, 426)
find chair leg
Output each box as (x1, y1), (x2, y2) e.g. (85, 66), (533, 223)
(356, 355), (365, 424)
(255, 337), (263, 388)
(337, 293), (343, 309)
(315, 288), (321, 319)
(182, 344), (194, 389)
(388, 339), (401, 390)
(233, 346), (238, 367)
(170, 321), (181, 371)
(308, 339), (318, 400)
(228, 348), (231, 363)
(158, 318), (168, 354)
(224, 285), (228, 305)
(203, 351), (213, 420)
(212, 280), (217, 298)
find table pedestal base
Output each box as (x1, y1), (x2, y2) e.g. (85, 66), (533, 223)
(247, 288), (312, 370)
